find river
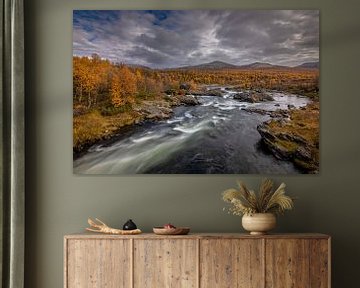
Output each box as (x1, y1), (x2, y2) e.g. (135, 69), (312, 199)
(73, 88), (311, 174)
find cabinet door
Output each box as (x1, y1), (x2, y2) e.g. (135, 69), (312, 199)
(134, 239), (198, 288)
(66, 239), (131, 288)
(309, 239), (330, 288)
(200, 239), (264, 288)
(266, 239), (316, 288)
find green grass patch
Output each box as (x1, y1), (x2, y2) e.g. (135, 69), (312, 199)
(73, 109), (143, 152)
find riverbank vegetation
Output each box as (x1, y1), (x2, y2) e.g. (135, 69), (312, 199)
(73, 55), (319, 154)
(257, 102), (320, 173)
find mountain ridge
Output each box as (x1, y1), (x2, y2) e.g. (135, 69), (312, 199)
(295, 62), (319, 69)
(174, 60), (319, 70)
(177, 61), (239, 70)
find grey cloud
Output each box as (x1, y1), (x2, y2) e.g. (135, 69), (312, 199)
(126, 46), (172, 67)
(73, 10), (319, 68)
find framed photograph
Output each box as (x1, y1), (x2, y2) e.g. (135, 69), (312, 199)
(72, 10), (319, 174)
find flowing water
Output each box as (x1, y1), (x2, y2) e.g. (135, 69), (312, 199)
(74, 88), (311, 174)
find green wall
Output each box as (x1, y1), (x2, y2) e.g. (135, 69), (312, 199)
(25, 0), (360, 287)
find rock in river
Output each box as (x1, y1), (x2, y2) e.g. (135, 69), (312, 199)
(205, 88), (224, 97)
(233, 91), (274, 103)
(138, 101), (173, 121)
(169, 94), (200, 106)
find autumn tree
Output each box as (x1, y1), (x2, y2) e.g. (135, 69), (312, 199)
(73, 55), (110, 108)
(73, 57), (86, 103)
(110, 65), (137, 107)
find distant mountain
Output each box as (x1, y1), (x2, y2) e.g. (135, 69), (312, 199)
(239, 62), (288, 69)
(177, 61), (239, 70)
(176, 61), (290, 70)
(169, 60), (319, 71)
(295, 62), (319, 69)
(127, 63), (152, 70)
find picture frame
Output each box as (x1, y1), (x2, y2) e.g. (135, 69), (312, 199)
(73, 10), (319, 175)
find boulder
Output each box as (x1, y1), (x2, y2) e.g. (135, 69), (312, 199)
(269, 109), (289, 118)
(278, 132), (307, 145)
(257, 124), (293, 160)
(171, 95), (200, 106)
(139, 101), (173, 120)
(242, 108), (290, 119)
(242, 108), (268, 115)
(179, 95), (200, 106)
(257, 123), (296, 160)
(179, 83), (191, 90)
(295, 146), (313, 162)
(233, 91), (274, 103)
(233, 92), (253, 102)
(257, 123), (276, 141)
(288, 104), (295, 109)
(206, 89), (224, 97)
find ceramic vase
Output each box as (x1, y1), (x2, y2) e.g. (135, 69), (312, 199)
(242, 213), (276, 235)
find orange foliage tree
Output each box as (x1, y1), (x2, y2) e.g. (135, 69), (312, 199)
(110, 65), (137, 108)
(73, 55), (111, 108)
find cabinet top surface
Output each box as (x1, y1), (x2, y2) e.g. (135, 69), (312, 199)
(64, 232), (330, 240)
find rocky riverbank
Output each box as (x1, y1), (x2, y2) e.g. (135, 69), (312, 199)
(257, 102), (319, 173)
(73, 94), (200, 156)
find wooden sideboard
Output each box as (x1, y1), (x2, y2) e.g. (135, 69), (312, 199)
(64, 233), (330, 288)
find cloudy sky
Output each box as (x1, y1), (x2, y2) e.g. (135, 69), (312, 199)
(73, 10), (319, 68)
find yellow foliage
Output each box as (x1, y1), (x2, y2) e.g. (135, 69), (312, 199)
(73, 110), (106, 148)
(111, 66), (137, 107)
(73, 109), (143, 151)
